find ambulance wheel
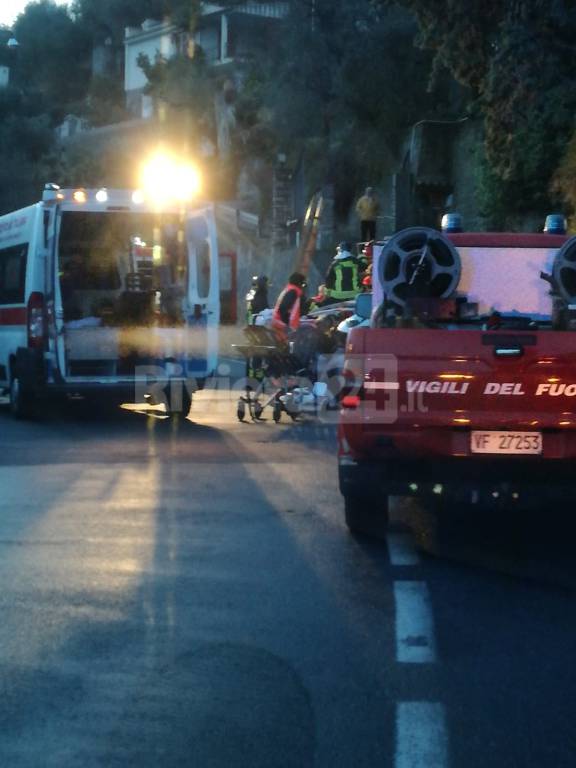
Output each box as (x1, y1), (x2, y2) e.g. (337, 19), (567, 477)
(167, 388), (192, 418)
(344, 494), (389, 539)
(273, 401), (282, 423)
(237, 400), (246, 422)
(9, 376), (35, 420)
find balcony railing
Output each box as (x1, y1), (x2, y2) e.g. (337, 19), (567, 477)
(235, 2), (289, 19)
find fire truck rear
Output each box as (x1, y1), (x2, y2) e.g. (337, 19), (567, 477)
(338, 215), (576, 534)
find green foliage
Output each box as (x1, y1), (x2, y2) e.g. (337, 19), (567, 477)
(552, 131), (576, 220)
(374, 0), (576, 222)
(0, 89), (57, 211)
(84, 75), (128, 126)
(258, 0), (458, 219)
(72, 0), (166, 42)
(0, 2), (96, 212)
(13, 1), (92, 117)
(137, 48), (216, 140)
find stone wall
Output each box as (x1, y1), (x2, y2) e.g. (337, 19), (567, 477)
(449, 119), (485, 231)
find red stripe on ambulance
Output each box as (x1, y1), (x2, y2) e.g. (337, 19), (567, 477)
(0, 307), (26, 325)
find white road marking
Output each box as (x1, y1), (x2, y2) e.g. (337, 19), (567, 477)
(388, 532), (420, 566)
(394, 581), (436, 663)
(395, 702), (448, 768)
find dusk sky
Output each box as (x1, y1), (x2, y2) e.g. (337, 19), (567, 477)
(0, 0), (69, 29)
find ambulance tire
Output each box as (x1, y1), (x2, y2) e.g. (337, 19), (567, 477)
(9, 375), (36, 420)
(167, 388), (192, 418)
(344, 494), (389, 539)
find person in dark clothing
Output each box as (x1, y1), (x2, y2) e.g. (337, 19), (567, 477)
(245, 275), (270, 324)
(244, 275), (271, 383)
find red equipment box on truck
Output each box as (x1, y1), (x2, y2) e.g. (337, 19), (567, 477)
(338, 219), (576, 535)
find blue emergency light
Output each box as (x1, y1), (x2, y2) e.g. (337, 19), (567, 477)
(543, 214), (567, 235)
(441, 213), (463, 233)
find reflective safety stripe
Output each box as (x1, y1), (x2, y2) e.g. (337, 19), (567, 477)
(272, 283), (303, 333)
(325, 259), (359, 299)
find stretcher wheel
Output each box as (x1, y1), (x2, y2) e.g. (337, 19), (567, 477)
(273, 401), (282, 423)
(254, 402), (264, 420)
(237, 399), (246, 422)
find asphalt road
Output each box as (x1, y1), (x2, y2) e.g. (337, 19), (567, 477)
(1, 390), (576, 767)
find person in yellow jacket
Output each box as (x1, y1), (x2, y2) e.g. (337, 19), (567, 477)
(355, 186), (380, 242)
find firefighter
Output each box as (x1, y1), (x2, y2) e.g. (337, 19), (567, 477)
(272, 272), (307, 340)
(323, 242), (361, 303)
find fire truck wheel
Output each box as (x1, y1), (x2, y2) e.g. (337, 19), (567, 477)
(344, 494), (389, 538)
(9, 376), (36, 420)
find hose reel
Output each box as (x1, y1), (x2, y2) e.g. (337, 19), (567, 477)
(378, 227), (462, 308)
(552, 236), (576, 304)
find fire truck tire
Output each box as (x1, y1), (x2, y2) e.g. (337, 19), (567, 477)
(344, 494), (389, 538)
(9, 376), (36, 420)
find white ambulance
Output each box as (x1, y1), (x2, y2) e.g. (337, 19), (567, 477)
(0, 185), (219, 417)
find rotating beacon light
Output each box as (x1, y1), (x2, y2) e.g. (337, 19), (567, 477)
(544, 214), (567, 235)
(441, 212), (463, 233)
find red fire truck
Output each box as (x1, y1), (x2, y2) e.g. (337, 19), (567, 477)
(338, 215), (576, 535)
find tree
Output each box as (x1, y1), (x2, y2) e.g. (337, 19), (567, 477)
(72, 0), (167, 43)
(253, 0), (458, 218)
(0, 2), (94, 212)
(13, 1), (92, 117)
(374, 0), (576, 222)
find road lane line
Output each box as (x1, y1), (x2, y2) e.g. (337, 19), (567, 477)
(388, 532), (420, 566)
(394, 581), (436, 663)
(395, 702), (448, 768)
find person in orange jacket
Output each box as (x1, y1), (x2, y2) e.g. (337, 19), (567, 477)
(272, 272), (308, 340)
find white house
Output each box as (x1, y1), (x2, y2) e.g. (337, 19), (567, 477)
(124, 3), (289, 119)
(124, 18), (186, 118)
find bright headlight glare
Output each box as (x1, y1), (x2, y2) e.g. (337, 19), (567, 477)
(140, 153), (201, 204)
(173, 165), (201, 201)
(95, 188), (108, 203)
(132, 190), (145, 205)
(73, 189), (87, 204)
